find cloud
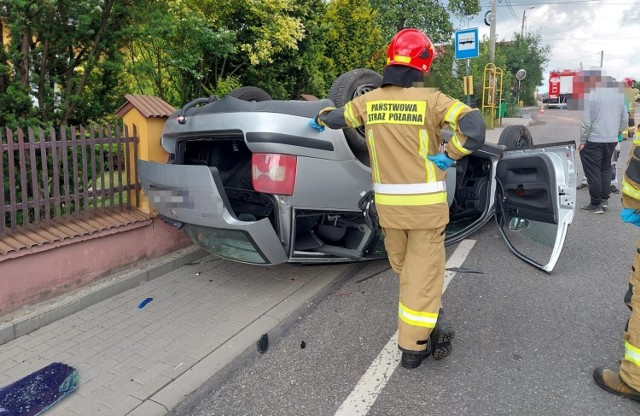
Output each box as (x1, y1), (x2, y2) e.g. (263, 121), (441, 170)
(623, 3), (640, 20)
(458, 0), (640, 92)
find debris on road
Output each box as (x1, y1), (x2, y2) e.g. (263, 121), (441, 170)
(446, 267), (483, 274)
(0, 362), (78, 415)
(356, 266), (392, 283)
(257, 333), (269, 354)
(138, 297), (154, 309)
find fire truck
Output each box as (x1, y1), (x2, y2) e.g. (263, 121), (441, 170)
(546, 70), (577, 108)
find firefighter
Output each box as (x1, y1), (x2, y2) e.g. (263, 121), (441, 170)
(309, 29), (486, 369)
(593, 137), (640, 400)
(624, 77), (638, 140)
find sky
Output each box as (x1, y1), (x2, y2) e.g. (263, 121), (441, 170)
(454, 0), (640, 92)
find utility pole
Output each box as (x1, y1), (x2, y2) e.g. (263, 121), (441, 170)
(489, 0), (496, 63)
(521, 6), (535, 37)
(600, 50), (604, 67)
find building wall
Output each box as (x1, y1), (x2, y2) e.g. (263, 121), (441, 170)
(0, 218), (191, 316)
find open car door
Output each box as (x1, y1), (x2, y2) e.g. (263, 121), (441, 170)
(494, 142), (576, 272)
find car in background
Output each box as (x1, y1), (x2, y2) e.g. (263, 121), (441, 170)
(137, 69), (577, 272)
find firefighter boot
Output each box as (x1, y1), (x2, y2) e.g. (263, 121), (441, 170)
(593, 367), (640, 402)
(400, 340), (432, 369)
(431, 308), (455, 360)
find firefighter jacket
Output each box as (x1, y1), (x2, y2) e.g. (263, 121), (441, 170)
(625, 87), (639, 116)
(623, 139), (640, 210)
(317, 85), (486, 230)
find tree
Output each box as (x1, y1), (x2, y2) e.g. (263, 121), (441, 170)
(321, 0), (384, 84)
(202, 0), (382, 99)
(369, 0), (480, 44)
(501, 32), (549, 107)
(123, 0), (235, 105)
(199, 0), (308, 98)
(123, 0), (313, 104)
(238, 0), (333, 99)
(0, 0), (141, 126)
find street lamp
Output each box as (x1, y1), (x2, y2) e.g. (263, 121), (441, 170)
(521, 6), (535, 37)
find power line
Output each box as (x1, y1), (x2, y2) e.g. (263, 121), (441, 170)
(496, 6), (522, 34)
(504, 0), (522, 21)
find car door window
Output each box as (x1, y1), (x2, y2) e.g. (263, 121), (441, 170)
(495, 143), (576, 272)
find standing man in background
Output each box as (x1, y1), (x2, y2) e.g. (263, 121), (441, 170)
(579, 74), (627, 214)
(309, 29), (486, 369)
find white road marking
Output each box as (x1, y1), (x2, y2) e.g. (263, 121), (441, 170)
(334, 239), (477, 416)
(443, 239), (477, 291)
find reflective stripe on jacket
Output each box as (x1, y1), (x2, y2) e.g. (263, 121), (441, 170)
(318, 85), (485, 229)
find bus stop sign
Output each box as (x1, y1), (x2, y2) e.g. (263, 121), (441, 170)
(455, 28), (479, 60)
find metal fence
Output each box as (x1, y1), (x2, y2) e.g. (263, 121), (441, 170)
(1, 125), (140, 235)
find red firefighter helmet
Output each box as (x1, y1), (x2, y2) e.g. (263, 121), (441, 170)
(624, 77), (634, 87)
(386, 29), (435, 73)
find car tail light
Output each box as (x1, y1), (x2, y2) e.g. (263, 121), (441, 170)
(251, 153), (297, 195)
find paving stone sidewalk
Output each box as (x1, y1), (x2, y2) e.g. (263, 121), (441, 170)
(0, 249), (352, 415)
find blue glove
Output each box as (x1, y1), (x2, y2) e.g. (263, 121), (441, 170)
(427, 152), (454, 170)
(309, 118), (325, 132)
(621, 208), (640, 227)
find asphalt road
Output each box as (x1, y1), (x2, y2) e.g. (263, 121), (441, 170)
(170, 109), (640, 415)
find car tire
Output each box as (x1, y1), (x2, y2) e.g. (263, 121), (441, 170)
(328, 68), (382, 152)
(228, 86), (272, 102)
(498, 125), (534, 150)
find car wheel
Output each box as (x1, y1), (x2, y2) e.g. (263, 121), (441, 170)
(328, 68), (382, 152)
(228, 86), (272, 102)
(498, 125), (534, 150)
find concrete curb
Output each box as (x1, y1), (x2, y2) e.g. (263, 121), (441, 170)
(0, 245), (209, 346)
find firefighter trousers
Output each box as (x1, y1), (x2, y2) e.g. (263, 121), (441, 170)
(383, 226), (446, 352)
(621, 236), (640, 391)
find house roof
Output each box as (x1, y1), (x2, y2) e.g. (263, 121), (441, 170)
(116, 94), (176, 118)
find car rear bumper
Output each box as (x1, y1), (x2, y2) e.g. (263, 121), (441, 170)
(137, 160), (288, 265)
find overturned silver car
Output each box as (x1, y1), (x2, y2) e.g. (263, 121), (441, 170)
(137, 69), (576, 272)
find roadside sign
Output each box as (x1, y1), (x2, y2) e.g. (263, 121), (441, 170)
(455, 28), (479, 60)
(484, 11), (492, 26)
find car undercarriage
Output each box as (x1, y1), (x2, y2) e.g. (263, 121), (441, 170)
(166, 129), (501, 262)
